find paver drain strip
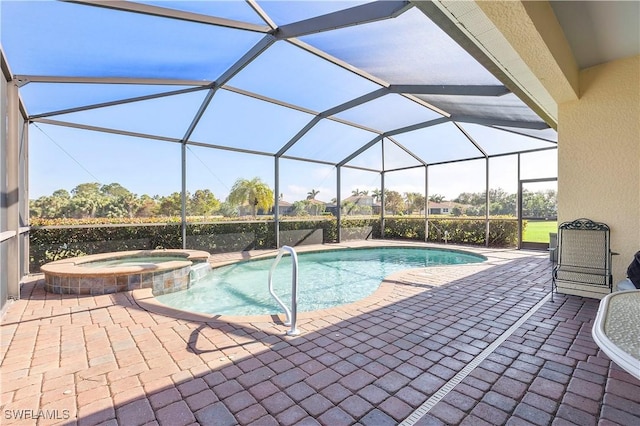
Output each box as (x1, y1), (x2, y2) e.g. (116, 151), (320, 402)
(400, 292), (552, 425)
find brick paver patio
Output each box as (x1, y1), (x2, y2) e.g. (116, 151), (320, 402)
(1, 241), (639, 425)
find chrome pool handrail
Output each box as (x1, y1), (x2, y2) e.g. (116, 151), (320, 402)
(268, 245), (300, 336)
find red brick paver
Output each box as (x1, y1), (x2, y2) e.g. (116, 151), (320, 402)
(1, 242), (639, 425)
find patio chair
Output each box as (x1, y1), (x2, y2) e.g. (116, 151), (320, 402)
(552, 218), (614, 300)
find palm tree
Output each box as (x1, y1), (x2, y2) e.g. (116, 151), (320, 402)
(371, 189), (382, 203)
(306, 189), (320, 200)
(385, 190), (405, 215)
(227, 177), (274, 217)
(351, 188), (361, 197)
(404, 192), (424, 214)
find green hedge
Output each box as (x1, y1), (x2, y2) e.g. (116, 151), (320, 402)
(29, 217), (517, 272)
(30, 224), (182, 272)
(382, 217), (518, 246)
(29, 218), (379, 271)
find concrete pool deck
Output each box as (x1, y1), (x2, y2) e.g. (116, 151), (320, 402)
(1, 240), (639, 425)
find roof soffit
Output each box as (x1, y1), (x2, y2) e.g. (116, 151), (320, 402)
(414, 0), (575, 129)
(549, 1), (640, 69)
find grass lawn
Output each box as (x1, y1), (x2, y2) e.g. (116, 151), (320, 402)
(523, 220), (558, 243)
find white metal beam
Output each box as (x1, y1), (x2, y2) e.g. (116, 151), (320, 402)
(288, 39), (390, 89)
(489, 126), (557, 144)
(389, 84), (510, 97)
(452, 115), (550, 130)
(223, 85), (317, 116)
(384, 164), (425, 173)
(454, 122), (488, 158)
(216, 35), (276, 86)
(182, 35), (277, 143)
(280, 154), (337, 167)
(14, 75), (210, 87)
(64, 0), (270, 33)
(386, 136), (428, 167)
(276, 116), (324, 157)
(31, 118), (181, 144)
(322, 88), (388, 117)
(276, 1), (412, 39)
(246, 0), (277, 30)
(338, 135), (384, 167)
(386, 117), (451, 137)
(30, 86), (210, 119)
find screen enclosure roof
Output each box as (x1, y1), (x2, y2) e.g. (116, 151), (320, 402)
(1, 0), (557, 173)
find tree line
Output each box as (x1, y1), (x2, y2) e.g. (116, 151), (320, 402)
(30, 180), (557, 220)
(452, 188), (557, 218)
(30, 178), (273, 219)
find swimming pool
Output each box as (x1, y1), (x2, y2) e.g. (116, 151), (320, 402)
(155, 247), (485, 316)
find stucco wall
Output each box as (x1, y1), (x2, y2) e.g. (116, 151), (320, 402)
(558, 55), (640, 282)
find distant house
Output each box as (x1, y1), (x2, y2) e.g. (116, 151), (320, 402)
(277, 200), (294, 216)
(268, 199), (328, 216)
(305, 198), (327, 216)
(324, 203), (338, 216)
(428, 201), (466, 215)
(342, 195), (372, 205)
(249, 200), (294, 216)
(340, 195), (381, 215)
(267, 199), (293, 216)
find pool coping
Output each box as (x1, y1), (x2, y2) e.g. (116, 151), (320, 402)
(132, 279), (398, 325)
(132, 241), (495, 325)
(40, 249), (211, 276)
(40, 249), (211, 295)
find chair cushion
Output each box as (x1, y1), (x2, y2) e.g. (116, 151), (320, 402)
(555, 265), (609, 286)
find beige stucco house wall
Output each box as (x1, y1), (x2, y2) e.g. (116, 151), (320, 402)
(466, 0), (640, 283)
(558, 55), (640, 281)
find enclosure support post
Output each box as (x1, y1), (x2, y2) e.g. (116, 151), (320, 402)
(517, 154), (522, 249)
(275, 156), (280, 248)
(336, 166), (341, 243)
(20, 122), (29, 278)
(5, 80), (20, 299)
(380, 171), (385, 239)
(380, 140), (385, 239)
(453, 122), (490, 247)
(485, 157), (490, 247)
(180, 143), (187, 249)
(424, 165), (429, 242)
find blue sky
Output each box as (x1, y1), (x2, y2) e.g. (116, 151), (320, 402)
(4, 0), (558, 202)
(29, 122), (557, 202)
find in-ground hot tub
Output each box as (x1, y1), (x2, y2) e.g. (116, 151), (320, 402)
(41, 249), (211, 295)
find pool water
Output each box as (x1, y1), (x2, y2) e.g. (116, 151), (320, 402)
(83, 256), (188, 268)
(156, 247), (485, 316)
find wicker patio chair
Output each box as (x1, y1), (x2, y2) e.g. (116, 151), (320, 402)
(551, 218), (614, 300)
